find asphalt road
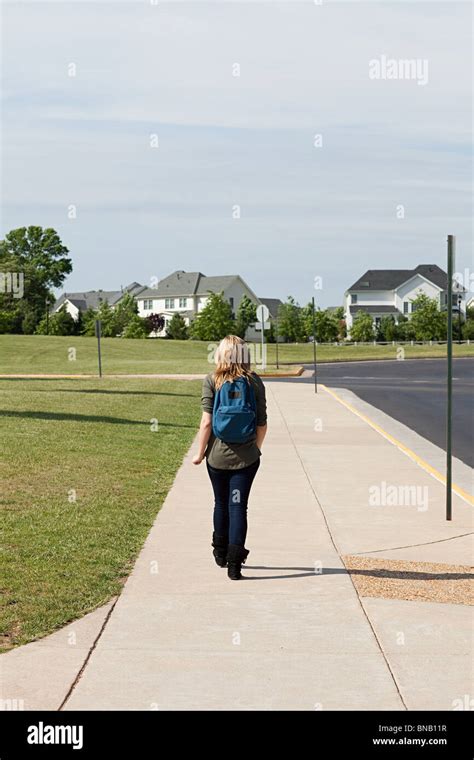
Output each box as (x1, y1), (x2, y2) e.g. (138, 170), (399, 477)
(283, 357), (473, 467)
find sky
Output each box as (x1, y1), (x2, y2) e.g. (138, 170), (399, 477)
(1, 0), (472, 307)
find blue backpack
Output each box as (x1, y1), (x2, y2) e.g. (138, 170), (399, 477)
(212, 375), (257, 444)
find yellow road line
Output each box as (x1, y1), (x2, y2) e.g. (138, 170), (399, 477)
(320, 383), (474, 506)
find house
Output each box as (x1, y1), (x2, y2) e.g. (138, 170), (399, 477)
(53, 270), (282, 339)
(52, 282), (146, 320)
(135, 270), (282, 338)
(344, 264), (467, 335)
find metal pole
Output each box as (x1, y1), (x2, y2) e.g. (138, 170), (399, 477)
(446, 235), (455, 521)
(275, 315), (279, 369)
(312, 296), (317, 393)
(260, 317), (265, 371)
(458, 295), (462, 344)
(95, 319), (103, 378)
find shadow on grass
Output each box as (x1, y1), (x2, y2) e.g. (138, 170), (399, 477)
(17, 387), (198, 398)
(0, 410), (196, 427)
(0, 378), (199, 397)
(244, 566), (473, 581)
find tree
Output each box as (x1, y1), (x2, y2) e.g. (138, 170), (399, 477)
(1, 226), (72, 288)
(94, 300), (116, 337)
(36, 304), (77, 336)
(166, 312), (188, 340)
(235, 296), (257, 339)
(277, 296), (305, 342)
(350, 311), (375, 341)
(410, 293), (447, 340)
(146, 313), (165, 335)
(378, 315), (398, 341)
(122, 314), (148, 338)
(188, 291), (234, 341)
(111, 293), (139, 336)
(0, 227), (72, 334)
(397, 315), (416, 340)
(462, 319), (474, 340)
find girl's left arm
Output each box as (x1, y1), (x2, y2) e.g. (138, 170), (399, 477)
(192, 412), (212, 465)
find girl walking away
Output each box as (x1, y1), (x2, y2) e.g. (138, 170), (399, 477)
(192, 335), (267, 580)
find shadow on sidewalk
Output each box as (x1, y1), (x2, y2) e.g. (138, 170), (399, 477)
(243, 566), (348, 580)
(243, 566), (474, 581)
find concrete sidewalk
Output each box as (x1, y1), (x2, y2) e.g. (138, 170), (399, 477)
(2, 381), (472, 710)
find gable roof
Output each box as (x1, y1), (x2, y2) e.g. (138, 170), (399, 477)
(53, 290), (121, 312)
(195, 275), (239, 295)
(137, 272), (242, 299)
(258, 297), (283, 318)
(347, 264), (452, 292)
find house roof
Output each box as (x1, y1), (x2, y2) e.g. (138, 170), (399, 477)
(347, 264), (454, 292)
(350, 305), (402, 315)
(195, 275), (239, 295)
(53, 283), (146, 312)
(53, 290), (122, 312)
(136, 271), (242, 299)
(258, 298), (283, 318)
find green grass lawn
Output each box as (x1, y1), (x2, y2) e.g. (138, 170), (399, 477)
(0, 377), (202, 650)
(0, 335), (472, 375)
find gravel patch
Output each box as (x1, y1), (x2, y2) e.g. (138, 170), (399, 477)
(342, 555), (474, 606)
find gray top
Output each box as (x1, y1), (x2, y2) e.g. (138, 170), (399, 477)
(201, 371), (267, 470)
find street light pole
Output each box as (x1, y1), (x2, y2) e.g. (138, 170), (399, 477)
(446, 234), (455, 521)
(458, 294), (462, 345)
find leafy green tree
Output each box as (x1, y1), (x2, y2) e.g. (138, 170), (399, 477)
(95, 300), (116, 337)
(166, 312), (188, 340)
(81, 307), (98, 336)
(1, 226), (72, 288)
(462, 319), (474, 340)
(189, 291), (234, 341)
(397, 315), (416, 340)
(110, 293), (139, 336)
(350, 311), (375, 341)
(0, 226), (72, 334)
(378, 315), (398, 341)
(277, 296), (305, 342)
(36, 304), (77, 336)
(410, 293), (446, 340)
(235, 295), (257, 339)
(121, 314), (148, 338)
(0, 251), (54, 334)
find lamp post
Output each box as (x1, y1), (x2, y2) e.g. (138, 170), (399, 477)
(457, 293), (462, 344)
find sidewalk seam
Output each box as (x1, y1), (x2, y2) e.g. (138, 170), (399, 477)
(57, 596), (120, 711)
(268, 383), (408, 710)
(352, 531), (474, 556)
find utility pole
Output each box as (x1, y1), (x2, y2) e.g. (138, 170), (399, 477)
(312, 296), (317, 393)
(446, 235), (455, 521)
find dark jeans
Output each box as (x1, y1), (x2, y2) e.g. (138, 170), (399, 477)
(206, 459), (260, 546)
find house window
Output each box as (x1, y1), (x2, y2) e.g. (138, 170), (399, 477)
(403, 301), (409, 314)
(165, 298), (175, 309)
(179, 297), (187, 308)
(351, 294), (357, 304)
(229, 297), (234, 309)
(143, 299), (153, 310)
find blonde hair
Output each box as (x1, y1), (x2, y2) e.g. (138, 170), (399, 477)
(214, 335), (253, 390)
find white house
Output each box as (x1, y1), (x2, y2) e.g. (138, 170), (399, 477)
(344, 264), (467, 335)
(136, 270), (282, 339)
(53, 271), (282, 339)
(52, 282), (146, 320)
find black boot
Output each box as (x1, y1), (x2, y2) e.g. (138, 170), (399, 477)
(212, 532), (228, 567)
(227, 544), (249, 580)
